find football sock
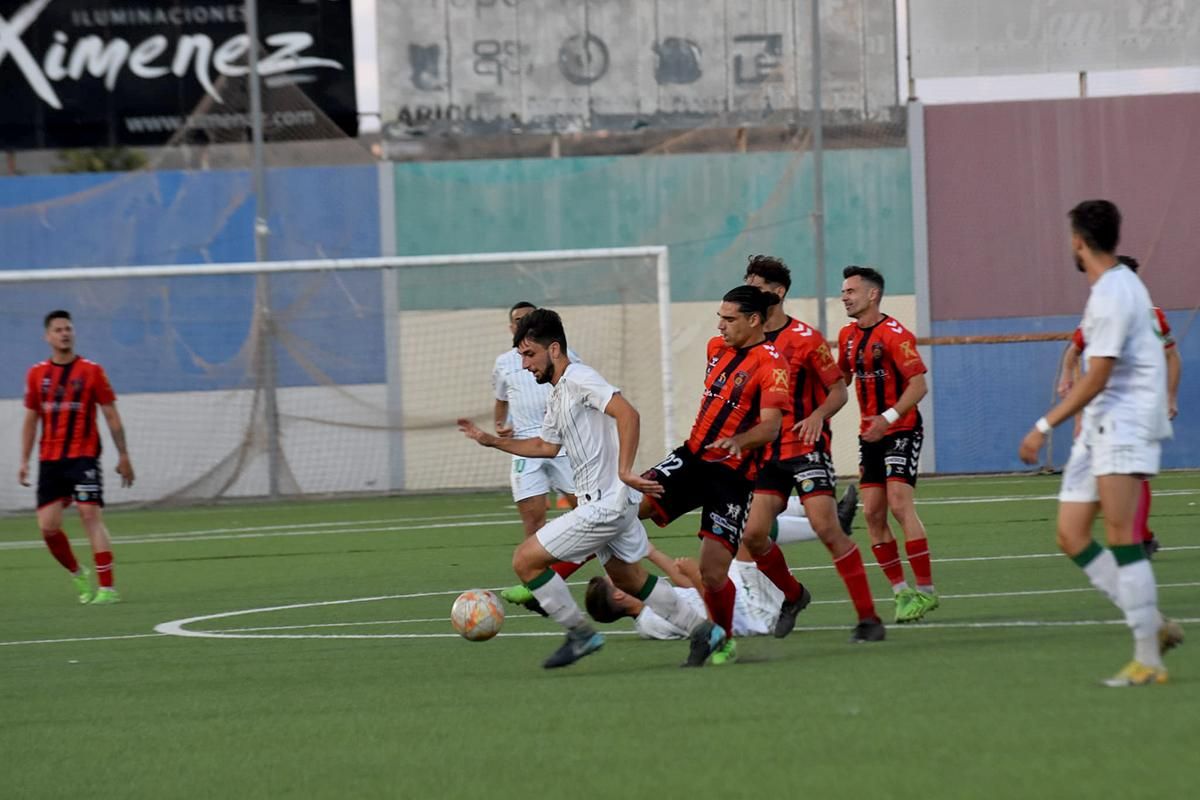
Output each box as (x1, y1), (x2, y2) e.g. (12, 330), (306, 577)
(830, 544), (878, 621)
(1112, 545), (1163, 669)
(702, 577), (736, 637)
(638, 574), (706, 634)
(1134, 480), (1152, 543)
(871, 540), (908, 591)
(774, 514), (818, 544)
(904, 537), (934, 591)
(94, 551), (114, 589)
(752, 543), (804, 602)
(43, 529), (79, 573)
(525, 569), (586, 630)
(1070, 539), (1119, 606)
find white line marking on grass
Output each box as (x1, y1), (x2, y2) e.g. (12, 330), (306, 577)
(2, 489), (1197, 550)
(0, 632), (163, 647)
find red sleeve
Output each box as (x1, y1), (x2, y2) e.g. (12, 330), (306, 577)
(1071, 327), (1085, 350)
(808, 340), (844, 390)
(888, 327), (926, 381)
(758, 351), (792, 414)
(1154, 308), (1175, 349)
(93, 365), (116, 405)
(837, 328), (852, 382)
(24, 367), (38, 411)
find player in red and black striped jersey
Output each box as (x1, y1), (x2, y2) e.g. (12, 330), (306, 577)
(741, 257), (885, 643)
(838, 266), (938, 624)
(19, 311), (135, 605)
(1055, 255), (1182, 558)
(638, 287), (790, 662)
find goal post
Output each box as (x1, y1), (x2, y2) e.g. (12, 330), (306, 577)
(0, 247), (674, 510)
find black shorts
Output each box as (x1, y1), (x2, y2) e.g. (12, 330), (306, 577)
(37, 457), (104, 509)
(859, 428), (923, 488)
(755, 450), (837, 501)
(641, 447), (754, 554)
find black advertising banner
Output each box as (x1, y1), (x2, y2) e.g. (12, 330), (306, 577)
(0, 0), (356, 149)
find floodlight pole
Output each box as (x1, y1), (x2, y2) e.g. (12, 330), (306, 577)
(246, 0), (282, 498)
(810, 0), (827, 336)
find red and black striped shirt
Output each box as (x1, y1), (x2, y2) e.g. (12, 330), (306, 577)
(685, 336), (792, 476)
(765, 317), (844, 461)
(24, 358), (116, 462)
(838, 316), (926, 435)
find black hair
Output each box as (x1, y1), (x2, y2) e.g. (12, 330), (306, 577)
(585, 576), (629, 624)
(744, 254), (792, 292)
(722, 285), (780, 322)
(512, 307), (568, 351)
(843, 265), (885, 294)
(1068, 200), (1121, 254)
(44, 310), (71, 329)
(1116, 254), (1140, 273)
(509, 301), (536, 317)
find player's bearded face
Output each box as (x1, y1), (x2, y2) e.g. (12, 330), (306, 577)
(521, 341), (555, 384)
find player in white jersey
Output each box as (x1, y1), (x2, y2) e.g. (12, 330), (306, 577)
(492, 303), (586, 612)
(584, 544), (783, 639)
(492, 302), (577, 537)
(459, 309), (727, 669)
(1020, 200), (1182, 687)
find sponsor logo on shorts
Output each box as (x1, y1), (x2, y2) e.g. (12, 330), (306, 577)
(792, 468), (828, 481)
(708, 512), (738, 533)
(884, 456), (907, 468)
(800, 479), (815, 493)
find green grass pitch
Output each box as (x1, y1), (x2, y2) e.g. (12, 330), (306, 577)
(2, 473), (1197, 799)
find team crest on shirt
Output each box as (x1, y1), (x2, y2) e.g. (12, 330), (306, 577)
(732, 370), (749, 387)
(69, 377), (85, 391)
(872, 342), (885, 362)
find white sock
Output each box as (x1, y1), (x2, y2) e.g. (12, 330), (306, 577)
(642, 577), (707, 634)
(892, 582), (909, 594)
(917, 584), (935, 594)
(1081, 548), (1120, 607)
(529, 573), (587, 631)
(1116, 560), (1163, 669)
(775, 514), (818, 544)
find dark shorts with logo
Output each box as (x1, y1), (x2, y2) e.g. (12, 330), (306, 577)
(641, 447), (754, 554)
(755, 450), (837, 501)
(37, 457), (104, 509)
(859, 428), (923, 488)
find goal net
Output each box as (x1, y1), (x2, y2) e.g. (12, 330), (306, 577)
(0, 248), (672, 512)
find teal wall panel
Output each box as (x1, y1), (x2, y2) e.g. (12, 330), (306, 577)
(391, 150), (912, 305)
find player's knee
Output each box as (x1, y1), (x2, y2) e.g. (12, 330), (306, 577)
(699, 561), (728, 590)
(741, 525), (771, 555)
(77, 505), (103, 524)
(863, 504), (888, 530)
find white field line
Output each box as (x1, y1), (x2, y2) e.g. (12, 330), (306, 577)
(6, 576), (1197, 647)
(2, 488), (1197, 551)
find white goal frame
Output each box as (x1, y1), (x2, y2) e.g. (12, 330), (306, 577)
(2, 246), (675, 494)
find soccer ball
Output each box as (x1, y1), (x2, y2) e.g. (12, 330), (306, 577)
(450, 589), (505, 641)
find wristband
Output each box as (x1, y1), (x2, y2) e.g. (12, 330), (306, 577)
(881, 407), (900, 425)
(1035, 417), (1053, 434)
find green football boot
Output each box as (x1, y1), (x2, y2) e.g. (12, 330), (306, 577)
(710, 638), (739, 666)
(893, 587), (921, 623)
(90, 588), (122, 605)
(912, 589), (940, 619)
(71, 568), (94, 605)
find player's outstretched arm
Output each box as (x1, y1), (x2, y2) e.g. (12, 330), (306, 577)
(645, 545), (695, 589)
(18, 408), (38, 486)
(1019, 356), (1115, 464)
(457, 418), (560, 458)
(603, 394), (662, 497)
(100, 403), (135, 488)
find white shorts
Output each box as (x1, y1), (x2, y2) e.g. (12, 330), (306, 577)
(510, 453), (575, 503)
(634, 562), (782, 640)
(1058, 430), (1161, 504)
(535, 499), (649, 566)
